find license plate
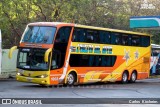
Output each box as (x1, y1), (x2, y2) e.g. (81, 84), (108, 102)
(27, 77), (32, 82)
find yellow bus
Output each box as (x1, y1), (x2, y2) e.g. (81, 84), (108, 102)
(9, 22), (151, 86)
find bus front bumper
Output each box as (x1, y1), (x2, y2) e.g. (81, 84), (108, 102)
(16, 75), (49, 85)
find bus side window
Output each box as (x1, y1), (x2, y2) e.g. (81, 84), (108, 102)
(101, 56), (107, 66)
(93, 56), (101, 66)
(80, 29), (86, 42)
(141, 36), (150, 47)
(94, 31), (100, 43)
(106, 32), (111, 44)
(111, 33), (116, 44)
(72, 28), (79, 42)
(111, 33), (122, 45)
(89, 56), (94, 66)
(55, 27), (71, 43)
(101, 56), (111, 67)
(116, 33), (122, 45)
(122, 34), (128, 45)
(72, 28), (85, 42)
(99, 31), (105, 43)
(86, 30), (94, 43)
(128, 35), (132, 46)
(51, 51), (61, 69)
(101, 56), (116, 67)
(111, 56), (116, 66)
(86, 30), (100, 43)
(80, 55), (89, 66)
(132, 35), (140, 46)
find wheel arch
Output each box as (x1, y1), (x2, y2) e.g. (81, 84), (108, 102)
(64, 69), (78, 84)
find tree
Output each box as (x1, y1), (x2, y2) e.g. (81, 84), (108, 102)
(0, 0), (160, 48)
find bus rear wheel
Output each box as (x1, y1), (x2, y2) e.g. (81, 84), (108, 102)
(66, 73), (76, 86)
(130, 71), (137, 83)
(121, 71), (128, 84)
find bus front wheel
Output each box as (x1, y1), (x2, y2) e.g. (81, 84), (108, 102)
(66, 73), (76, 85)
(121, 71), (128, 84)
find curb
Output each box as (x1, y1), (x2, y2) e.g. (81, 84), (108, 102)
(149, 75), (160, 79)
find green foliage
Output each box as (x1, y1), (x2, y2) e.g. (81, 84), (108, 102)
(0, 0), (160, 48)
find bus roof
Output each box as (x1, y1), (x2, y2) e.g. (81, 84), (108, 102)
(28, 22), (75, 27)
(28, 22), (151, 36)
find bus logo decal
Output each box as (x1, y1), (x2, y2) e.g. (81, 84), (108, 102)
(51, 77), (58, 81)
(134, 49), (140, 60)
(72, 43), (113, 54)
(123, 49), (130, 65)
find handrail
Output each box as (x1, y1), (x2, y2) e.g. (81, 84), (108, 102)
(44, 48), (52, 62)
(8, 46), (17, 59)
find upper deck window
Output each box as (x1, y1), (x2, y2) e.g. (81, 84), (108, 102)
(72, 27), (150, 47)
(22, 26), (56, 44)
(54, 27), (72, 43)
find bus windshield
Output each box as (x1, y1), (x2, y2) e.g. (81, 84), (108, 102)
(22, 26), (56, 44)
(17, 48), (50, 71)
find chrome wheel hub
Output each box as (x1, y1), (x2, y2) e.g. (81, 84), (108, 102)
(67, 74), (74, 84)
(123, 73), (127, 82)
(132, 73), (136, 81)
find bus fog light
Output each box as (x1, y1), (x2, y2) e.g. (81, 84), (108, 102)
(41, 81), (45, 83)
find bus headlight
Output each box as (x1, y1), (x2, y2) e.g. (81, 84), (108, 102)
(40, 74), (48, 78)
(17, 72), (22, 76)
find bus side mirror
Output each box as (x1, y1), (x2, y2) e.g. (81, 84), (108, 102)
(8, 46), (17, 59)
(44, 48), (52, 62)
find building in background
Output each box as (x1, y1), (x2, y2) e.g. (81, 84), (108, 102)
(0, 29), (17, 79)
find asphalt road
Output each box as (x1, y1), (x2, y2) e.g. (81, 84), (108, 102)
(0, 78), (160, 107)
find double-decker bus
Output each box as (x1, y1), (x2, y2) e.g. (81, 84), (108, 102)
(9, 22), (151, 86)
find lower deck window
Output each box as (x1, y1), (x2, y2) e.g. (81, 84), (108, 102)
(69, 54), (116, 67)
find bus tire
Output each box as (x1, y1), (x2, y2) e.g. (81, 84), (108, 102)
(130, 71), (137, 83)
(66, 72), (76, 86)
(121, 71), (128, 84)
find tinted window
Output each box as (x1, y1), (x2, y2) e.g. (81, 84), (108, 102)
(69, 54), (116, 67)
(55, 27), (71, 43)
(86, 30), (99, 43)
(72, 28), (100, 43)
(51, 50), (61, 70)
(72, 28), (86, 42)
(99, 31), (111, 44)
(72, 27), (150, 47)
(128, 35), (132, 46)
(111, 33), (122, 45)
(141, 36), (150, 47)
(122, 34), (128, 45)
(132, 35), (140, 46)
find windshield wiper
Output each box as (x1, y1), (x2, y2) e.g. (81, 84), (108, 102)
(32, 27), (41, 43)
